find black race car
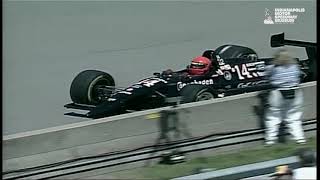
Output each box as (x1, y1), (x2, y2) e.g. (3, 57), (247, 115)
(64, 33), (316, 119)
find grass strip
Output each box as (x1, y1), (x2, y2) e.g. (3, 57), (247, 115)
(110, 137), (316, 179)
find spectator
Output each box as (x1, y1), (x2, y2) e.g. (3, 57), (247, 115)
(292, 148), (316, 179)
(264, 49), (306, 145)
(270, 165), (293, 180)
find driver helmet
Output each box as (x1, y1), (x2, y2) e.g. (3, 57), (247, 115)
(188, 56), (212, 75)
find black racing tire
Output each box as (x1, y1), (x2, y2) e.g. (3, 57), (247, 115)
(70, 70), (115, 105)
(180, 84), (215, 103)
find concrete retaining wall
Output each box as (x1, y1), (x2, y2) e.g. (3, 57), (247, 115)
(3, 81), (316, 171)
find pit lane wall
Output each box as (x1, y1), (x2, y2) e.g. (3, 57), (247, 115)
(3, 81), (316, 171)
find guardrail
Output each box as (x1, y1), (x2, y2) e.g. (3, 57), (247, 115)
(3, 81), (316, 173)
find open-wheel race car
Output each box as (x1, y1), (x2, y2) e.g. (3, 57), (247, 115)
(64, 33), (316, 119)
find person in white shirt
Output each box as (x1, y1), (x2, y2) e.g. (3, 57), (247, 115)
(264, 49), (306, 145)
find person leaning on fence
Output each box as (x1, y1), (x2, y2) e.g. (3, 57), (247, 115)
(264, 49), (306, 145)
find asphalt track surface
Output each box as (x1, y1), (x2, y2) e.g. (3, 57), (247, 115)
(3, 1), (316, 135)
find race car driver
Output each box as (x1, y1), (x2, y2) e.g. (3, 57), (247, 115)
(161, 56), (213, 77)
(187, 56), (213, 76)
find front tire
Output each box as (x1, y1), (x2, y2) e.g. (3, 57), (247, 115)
(70, 70), (115, 105)
(180, 84), (215, 103)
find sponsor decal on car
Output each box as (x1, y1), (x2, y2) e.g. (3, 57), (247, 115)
(131, 84), (143, 89)
(255, 64), (265, 71)
(245, 61), (265, 67)
(216, 69), (224, 75)
(118, 91), (132, 95)
(246, 61), (266, 71)
(219, 64), (232, 71)
(256, 71), (266, 76)
(237, 80), (268, 88)
(216, 55), (225, 65)
(177, 79), (214, 91)
(107, 98), (117, 101)
(224, 71), (232, 80)
(138, 78), (168, 87)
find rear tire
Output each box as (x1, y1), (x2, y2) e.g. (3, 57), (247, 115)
(180, 84), (215, 103)
(70, 70), (115, 105)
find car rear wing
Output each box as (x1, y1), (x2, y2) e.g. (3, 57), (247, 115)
(270, 32), (316, 61)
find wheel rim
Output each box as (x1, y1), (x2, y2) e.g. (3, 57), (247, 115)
(195, 91), (214, 101)
(88, 77), (112, 104)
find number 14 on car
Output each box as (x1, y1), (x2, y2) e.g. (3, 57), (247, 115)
(232, 64), (258, 80)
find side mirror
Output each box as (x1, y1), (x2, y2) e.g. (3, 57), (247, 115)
(153, 72), (161, 77)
